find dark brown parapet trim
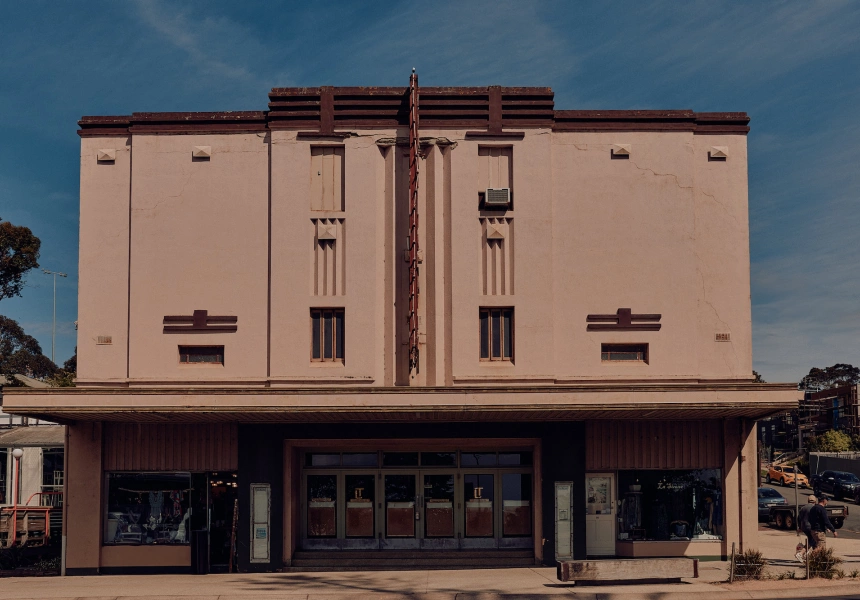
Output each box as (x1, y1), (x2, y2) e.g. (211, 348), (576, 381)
(78, 88), (749, 136)
(78, 115), (132, 137)
(552, 109), (749, 135)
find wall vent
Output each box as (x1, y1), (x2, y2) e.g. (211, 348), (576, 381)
(96, 335), (113, 345)
(715, 332), (731, 342)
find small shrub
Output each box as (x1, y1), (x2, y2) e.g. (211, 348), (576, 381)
(732, 548), (767, 580)
(807, 547), (843, 579)
(850, 569), (859, 578)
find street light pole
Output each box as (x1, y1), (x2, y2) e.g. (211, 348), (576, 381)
(42, 269), (67, 363)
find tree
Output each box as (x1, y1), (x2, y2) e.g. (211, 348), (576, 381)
(49, 347), (76, 387)
(799, 364), (860, 391)
(0, 315), (57, 385)
(753, 370), (766, 383)
(806, 430), (852, 453)
(0, 217), (41, 301)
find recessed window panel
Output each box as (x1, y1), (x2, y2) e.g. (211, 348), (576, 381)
(498, 452), (532, 466)
(306, 453), (341, 467)
(421, 452), (457, 467)
(179, 346), (223, 364)
(601, 344), (648, 363)
(342, 453), (378, 467)
(382, 452), (419, 467)
(460, 452), (497, 466)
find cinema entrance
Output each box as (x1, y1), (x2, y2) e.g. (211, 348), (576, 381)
(299, 448), (534, 551)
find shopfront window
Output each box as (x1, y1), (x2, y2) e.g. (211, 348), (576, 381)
(105, 473), (191, 545)
(617, 469), (722, 541)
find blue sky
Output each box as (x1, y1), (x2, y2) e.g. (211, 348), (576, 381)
(0, 1), (858, 383)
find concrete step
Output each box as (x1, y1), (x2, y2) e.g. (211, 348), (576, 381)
(293, 549), (533, 560)
(289, 550), (535, 571)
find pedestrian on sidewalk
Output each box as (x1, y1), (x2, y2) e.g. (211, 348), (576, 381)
(795, 494), (816, 561)
(808, 496), (838, 549)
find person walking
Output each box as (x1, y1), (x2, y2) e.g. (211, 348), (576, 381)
(807, 496), (838, 550)
(795, 495), (816, 561)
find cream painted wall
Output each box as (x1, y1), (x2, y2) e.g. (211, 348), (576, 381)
(78, 127), (754, 386)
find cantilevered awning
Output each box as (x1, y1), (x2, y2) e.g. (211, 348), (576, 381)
(1, 383), (798, 424)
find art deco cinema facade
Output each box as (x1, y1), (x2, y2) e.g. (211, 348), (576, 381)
(3, 82), (796, 574)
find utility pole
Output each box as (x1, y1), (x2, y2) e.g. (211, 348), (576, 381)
(42, 269), (67, 363)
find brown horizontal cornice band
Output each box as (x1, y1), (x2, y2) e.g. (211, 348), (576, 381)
(77, 87), (749, 136)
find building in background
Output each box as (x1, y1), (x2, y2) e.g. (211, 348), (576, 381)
(0, 409), (64, 508)
(4, 84), (796, 574)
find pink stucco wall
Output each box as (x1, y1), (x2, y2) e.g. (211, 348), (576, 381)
(74, 127), (755, 388)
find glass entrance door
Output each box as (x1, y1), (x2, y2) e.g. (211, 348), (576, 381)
(382, 473), (417, 548)
(422, 473), (457, 549)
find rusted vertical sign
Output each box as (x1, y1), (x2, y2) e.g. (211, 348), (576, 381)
(407, 70), (420, 374)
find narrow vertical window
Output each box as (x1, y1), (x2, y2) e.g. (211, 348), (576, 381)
(480, 313), (490, 359)
(479, 308), (514, 362)
(311, 309), (345, 363)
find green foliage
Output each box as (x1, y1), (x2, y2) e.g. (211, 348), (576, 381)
(807, 546), (843, 579)
(0, 217), (41, 301)
(806, 430), (853, 453)
(0, 546), (25, 570)
(48, 347), (76, 387)
(753, 370), (766, 383)
(731, 548), (767, 580)
(799, 364), (860, 391)
(0, 315), (57, 384)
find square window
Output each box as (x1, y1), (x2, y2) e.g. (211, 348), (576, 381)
(601, 344), (648, 363)
(311, 309), (344, 362)
(479, 308), (513, 361)
(179, 346), (224, 364)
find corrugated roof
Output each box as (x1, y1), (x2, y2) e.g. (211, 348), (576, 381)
(0, 425), (65, 447)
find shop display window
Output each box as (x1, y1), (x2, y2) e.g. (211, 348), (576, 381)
(307, 475), (337, 537)
(617, 469), (723, 541)
(104, 473), (191, 545)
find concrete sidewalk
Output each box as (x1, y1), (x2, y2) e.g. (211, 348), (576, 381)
(1, 530), (859, 600)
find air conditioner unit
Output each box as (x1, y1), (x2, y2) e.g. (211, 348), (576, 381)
(485, 188), (511, 208)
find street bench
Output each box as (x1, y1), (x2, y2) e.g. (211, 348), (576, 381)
(557, 558), (699, 583)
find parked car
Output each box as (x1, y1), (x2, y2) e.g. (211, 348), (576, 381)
(766, 465), (809, 488)
(811, 470), (860, 501)
(769, 500), (848, 530)
(758, 487), (787, 521)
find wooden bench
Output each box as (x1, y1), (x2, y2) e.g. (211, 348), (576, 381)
(557, 558), (699, 583)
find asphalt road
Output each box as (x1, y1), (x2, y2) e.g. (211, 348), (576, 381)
(761, 481), (860, 539)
